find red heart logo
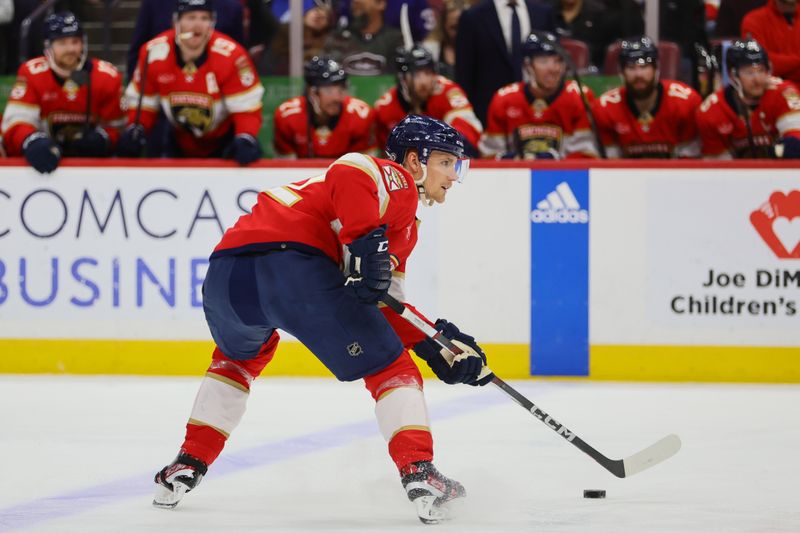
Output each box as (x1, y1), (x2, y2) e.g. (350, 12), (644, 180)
(750, 190), (800, 259)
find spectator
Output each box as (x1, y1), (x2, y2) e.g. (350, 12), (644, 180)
(339, 0), (435, 41)
(126, 0), (245, 80)
(591, 36), (702, 158)
(326, 0), (403, 75)
(1, 12), (124, 173)
(546, 0), (622, 70)
(262, 1), (335, 75)
(741, 0), (800, 85)
(374, 44), (482, 155)
(660, 0), (708, 82)
(455, 0), (557, 125)
(119, 0), (264, 164)
(697, 38), (800, 158)
(480, 31), (598, 158)
(273, 56), (376, 158)
(715, 0), (765, 37)
(423, 0), (468, 79)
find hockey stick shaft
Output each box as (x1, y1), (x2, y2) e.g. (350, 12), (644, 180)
(134, 49), (151, 128)
(559, 50), (607, 159)
(381, 293), (680, 478)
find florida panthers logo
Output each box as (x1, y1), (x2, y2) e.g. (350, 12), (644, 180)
(169, 92), (214, 137)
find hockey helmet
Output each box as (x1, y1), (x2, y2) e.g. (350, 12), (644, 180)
(44, 12), (83, 42)
(618, 36), (659, 69)
(175, 0), (215, 15)
(304, 56), (348, 87)
(725, 39), (769, 74)
(395, 45), (436, 74)
(522, 31), (561, 59)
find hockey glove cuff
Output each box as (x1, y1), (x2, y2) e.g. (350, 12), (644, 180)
(118, 124), (146, 158)
(225, 134), (262, 165)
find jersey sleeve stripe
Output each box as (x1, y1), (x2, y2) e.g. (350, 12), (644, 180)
(123, 84), (159, 111)
(675, 138), (701, 158)
(264, 186), (302, 206)
(443, 108), (483, 132)
(225, 84), (265, 113)
(563, 130), (599, 157)
(776, 110), (800, 134)
(1, 102), (42, 133)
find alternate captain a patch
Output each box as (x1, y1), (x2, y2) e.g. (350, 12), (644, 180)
(383, 165), (408, 192)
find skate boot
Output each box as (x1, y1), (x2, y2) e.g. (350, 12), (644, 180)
(152, 453), (208, 509)
(400, 461), (466, 524)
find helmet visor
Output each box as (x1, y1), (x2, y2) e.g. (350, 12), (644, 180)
(455, 157), (470, 183)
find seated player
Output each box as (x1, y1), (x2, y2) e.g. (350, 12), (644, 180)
(697, 38), (800, 159)
(374, 44), (482, 156)
(0, 12), (124, 174)
(591, 36), (702, 158)
(119, 0), (264, 164)
(150, 116), (493, 524)
(273, 56), (376, 158)
(479, 31), (598, 159)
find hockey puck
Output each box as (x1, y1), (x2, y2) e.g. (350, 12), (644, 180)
(583, 490), (606, 499)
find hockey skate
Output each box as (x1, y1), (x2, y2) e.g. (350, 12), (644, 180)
(152, 453), (208, 509)
(400, 461), (466, 524)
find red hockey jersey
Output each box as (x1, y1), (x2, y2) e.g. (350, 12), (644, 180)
(125, 29), (264, 157)
(373, 76), (482, 153)
(273, 95), (376, 158)
(480, 80), (598, 158)
(591, 80), (702, 158)
(1, 57), (124, 156)
(696, 80), (800, 158)
(213, 152), (428, 346)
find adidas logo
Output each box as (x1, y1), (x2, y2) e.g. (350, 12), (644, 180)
(530, 182), (589, 224)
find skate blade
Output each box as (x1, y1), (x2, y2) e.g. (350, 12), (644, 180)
(414, 495), (453, 525)
(152, 482), (189, 509)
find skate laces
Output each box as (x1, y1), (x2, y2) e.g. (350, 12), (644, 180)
(155, 453), (208, 490)
(400, 461), (465, 504)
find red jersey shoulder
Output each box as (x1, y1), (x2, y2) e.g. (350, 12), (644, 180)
(431, 77), (471, 109)
(374, 87), (400, 114)
(564, 80), (594, 101)
(767, 80), (800, 112)
(342, 96), (373, 122)
(93, 60), (121, 81)
(19, 57), (51, 79)
(276, 96), (307, 121)
(660, 80), (701, 112)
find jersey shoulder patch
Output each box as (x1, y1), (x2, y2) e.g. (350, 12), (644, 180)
(23, 57), (50, 76)
(381, 164), (410, 192)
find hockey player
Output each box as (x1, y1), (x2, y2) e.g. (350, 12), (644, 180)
(696, 39), (800, 159)
(151, 115), (492, 524)
(119, 0), (264, 164)
(273, 56), (377, 158)
(591, 36), (703, 158)
(0, 11), (124, 174)
(374, 45), (482, 156)
(479, 31), (598, 159)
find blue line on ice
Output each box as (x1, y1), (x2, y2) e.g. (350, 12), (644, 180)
(0, 384), (514, 532)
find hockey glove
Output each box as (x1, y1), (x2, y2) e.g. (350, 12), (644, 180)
(345, 225), (392, 304)
(22, 132), (61, 174)
(117, 124), (146, 158)
(71, 127), (111, 157)
(413, 319), (493, 386)
(224, 134), (262, 165)
(778, 136), (800, 159)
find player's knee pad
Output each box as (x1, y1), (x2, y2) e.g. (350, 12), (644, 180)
(363, 350), (423, 400)
(208, 332), (280, 388)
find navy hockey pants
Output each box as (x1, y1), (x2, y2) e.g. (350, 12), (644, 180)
(202, 249), (404, 381)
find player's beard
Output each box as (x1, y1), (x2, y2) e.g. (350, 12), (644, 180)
(628, 78), (657, 100)
(55, 52), (81, 72)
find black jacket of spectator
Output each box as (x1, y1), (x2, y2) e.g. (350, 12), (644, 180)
(126, 0), (244, 80)
(714, 0), (765, 37)
(456, 0), (557, 125)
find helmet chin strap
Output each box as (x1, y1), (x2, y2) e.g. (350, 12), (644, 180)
(415, 163), (434, 207)
(45, 36), (88, 79)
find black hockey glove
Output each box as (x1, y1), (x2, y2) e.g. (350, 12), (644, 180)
(224, 134), (262, 165)
(22, 132), (61, 174)
(345, 225), (392, 304)
(117, 124), (146, 158)
(779, 136), (800, 159)
(413, 319), (493, 386)
(71, 126), (111, 157)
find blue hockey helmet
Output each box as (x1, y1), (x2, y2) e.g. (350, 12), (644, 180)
(386, 114), (466, 164)
(44, 12), (83, 42)
(395, 45), (436, 74)
(725, 39), (769, 73)
(522, 31), (561, 59)
(304, 56), (348, 87)
(618, 36), (659, 69)
(175, 0), (215, 16)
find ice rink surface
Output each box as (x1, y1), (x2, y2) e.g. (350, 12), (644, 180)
(1, 376), (798, 533)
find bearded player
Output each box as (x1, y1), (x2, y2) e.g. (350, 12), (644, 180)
(0, 12), (124, 173)
(696, 38), (800, 159)
(119, 0), (264, 164)
(480, 31), (598, 159)
(591, 36), (702, 158)
(273, 56), (376, 158)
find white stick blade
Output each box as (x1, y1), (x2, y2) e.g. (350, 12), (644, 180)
(622, 434), (681, 477)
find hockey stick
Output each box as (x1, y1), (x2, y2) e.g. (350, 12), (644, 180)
(133, 48), (151, 129)
(380, 293), (681, 478)
(558, 48), (607, 159)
